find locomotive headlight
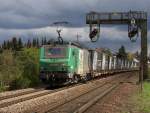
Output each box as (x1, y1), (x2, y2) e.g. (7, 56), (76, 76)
(70, 66), (73, 69)
(40, 67), (46, 71)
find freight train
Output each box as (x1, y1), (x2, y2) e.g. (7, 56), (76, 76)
(39, 42), (138, 85)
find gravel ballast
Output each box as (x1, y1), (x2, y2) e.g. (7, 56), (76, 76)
(0, 88), (35, 98)
(0, 75), (118, 113)
(85, 73), (139, 113)
(0, 72), (137, 113)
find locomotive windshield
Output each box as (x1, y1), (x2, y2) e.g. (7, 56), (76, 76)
(48, 48), (62, 55)
(45, 46), (66, 58)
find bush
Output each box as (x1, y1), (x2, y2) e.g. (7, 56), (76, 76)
(9, 76), (31, 90)
(0, 48), (40, 91)
(11, 48), (40, 89)
(22, 58), (40, 87)
(0, 82), (7, 92)
(148, 68), (150, 78)
(0, 50), (20, 90)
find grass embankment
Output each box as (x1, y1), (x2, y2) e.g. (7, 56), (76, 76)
(0, 48), (40, 92)
(134, 68), (150, 113)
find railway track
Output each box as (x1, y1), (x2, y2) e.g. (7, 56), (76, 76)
(0, 83), (84, 109)
(0, 71), (138, 113)
(46, 72), (137, 113)
(0, 70), (129, 105)
(77, 72), (139, 113)
(0, 88), (44, 101)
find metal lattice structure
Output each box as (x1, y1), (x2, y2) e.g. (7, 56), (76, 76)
(86, 11), (147, 24)
(86, 11), (148, 82)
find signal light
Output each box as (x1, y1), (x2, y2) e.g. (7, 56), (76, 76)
(128, 28), (138, 38)
(128, 28), (138, 42)
(128, 17), (139, 42)
(89, 28), (99, 42)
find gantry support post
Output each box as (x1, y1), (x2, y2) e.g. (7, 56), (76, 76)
(140, 21), (148, 82)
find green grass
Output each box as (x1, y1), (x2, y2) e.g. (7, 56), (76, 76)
(134, 82), (150, 113)
(148, 67), (150, 78)
(133, 68), (150, 113)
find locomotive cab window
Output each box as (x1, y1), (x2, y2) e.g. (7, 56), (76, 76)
(45, 46), (66, 58)
(48, 48), (62, 55)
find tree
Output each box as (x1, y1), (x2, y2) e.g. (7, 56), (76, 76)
(127, 52), (134, 61)
(0, 45), (3, 53)
(117, 45), (127, 59)
(6, 40), (11, 49)
(36, 38), (39, 47)
(12, 37), (18, 50)
(44, 37), (47, 45)
(27, 39), (31, 48)
(32, 38), (36, 47)
(2, 41), (7, 49)
(18, 38), (23, 50)
(41, 37), (44, 45)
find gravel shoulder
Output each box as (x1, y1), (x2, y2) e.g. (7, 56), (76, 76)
(85, 73), (139, 113)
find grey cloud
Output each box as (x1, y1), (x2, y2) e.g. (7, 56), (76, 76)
(0, 0), (149, 29)
(0, 0), (149, 53)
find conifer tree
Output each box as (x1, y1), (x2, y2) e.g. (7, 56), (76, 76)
(36, 38), (39, 47)
(117, 45), (127, 59)
(32, 38), (36, 47)
(6, 40), (11, 49)
(24, 43), (27, 48)
(12, 37), (18, 50)
(27, 39), (31, 48)
(3, 40), (7, 49)
(0, 45), (3, 53)
(41, 37), (44, 45)
(44, 37), (47, 45)
(18, 38), (23, 49)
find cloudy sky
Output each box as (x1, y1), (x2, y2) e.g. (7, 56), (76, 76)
(0, 0), (149, 53)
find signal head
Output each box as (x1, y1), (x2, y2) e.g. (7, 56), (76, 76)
(89, 28), (99, 42)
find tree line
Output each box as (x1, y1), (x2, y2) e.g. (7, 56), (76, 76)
(117, 45), (141, 61)
(0, 37), (141, 60)
(0, 37), (48, 51)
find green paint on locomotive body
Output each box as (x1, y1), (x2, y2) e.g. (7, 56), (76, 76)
(39, 44), (80, 74)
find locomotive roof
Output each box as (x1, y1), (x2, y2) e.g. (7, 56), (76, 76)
(90, 48), (120, 57)
(42, 42), (84, 49)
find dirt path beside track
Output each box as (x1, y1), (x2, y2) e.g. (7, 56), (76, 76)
(85, 72), (139, 113)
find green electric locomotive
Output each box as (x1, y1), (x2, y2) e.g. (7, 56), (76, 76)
(39, 42), (91, 85)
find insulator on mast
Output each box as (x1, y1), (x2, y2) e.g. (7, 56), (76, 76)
(57, 29), (63, 44)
